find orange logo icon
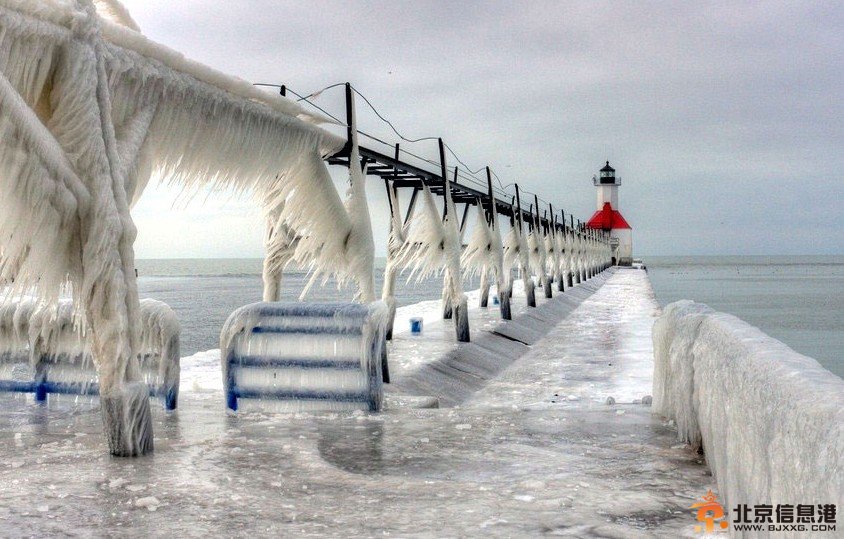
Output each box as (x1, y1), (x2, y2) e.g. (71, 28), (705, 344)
(691, 490), (729, 533)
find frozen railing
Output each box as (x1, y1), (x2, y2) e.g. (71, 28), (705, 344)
(221, 302), (388, 412)
(653, 301), (843, 513)
(0, 299), (180, 410)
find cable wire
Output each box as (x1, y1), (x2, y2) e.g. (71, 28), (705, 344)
(254, 82), (578, 226)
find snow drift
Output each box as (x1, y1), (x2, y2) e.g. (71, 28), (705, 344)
(653, 300), (843, 514)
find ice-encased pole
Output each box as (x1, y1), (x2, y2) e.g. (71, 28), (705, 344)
(534, 195), (552, 299)
(381, 158), (404, 340)
(514, 185), (536, 308)
(487, 168), (510, 319)
(552, 206), (564, 292)
(438, 139), (469, 342)
(39, 9), (152, 455)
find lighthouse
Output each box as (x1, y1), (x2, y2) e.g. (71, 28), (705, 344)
(586, 161), (632, 265)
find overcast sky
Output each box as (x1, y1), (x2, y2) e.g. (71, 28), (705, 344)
(123, 0), (843, 258)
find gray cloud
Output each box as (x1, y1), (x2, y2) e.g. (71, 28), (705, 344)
(125, 0), (844, 256)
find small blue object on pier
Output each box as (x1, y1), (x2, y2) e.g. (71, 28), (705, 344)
(221, 302), (388, 413)
(492, 295), (500, 306)
(410, 317), (423, 335)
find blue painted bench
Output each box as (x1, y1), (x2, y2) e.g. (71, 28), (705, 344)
(0, 299), (180, 410)
(221, 302), (388, 412)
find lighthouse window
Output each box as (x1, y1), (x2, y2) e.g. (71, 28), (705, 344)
(601, 171), (613, 177)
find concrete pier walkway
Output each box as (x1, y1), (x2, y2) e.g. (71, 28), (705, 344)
(0, 269), (713, 537)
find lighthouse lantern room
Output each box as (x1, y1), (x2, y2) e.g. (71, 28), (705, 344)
(587, 161), (632, 266)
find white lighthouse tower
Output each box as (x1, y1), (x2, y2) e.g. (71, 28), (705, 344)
(586, 161), (632, 265)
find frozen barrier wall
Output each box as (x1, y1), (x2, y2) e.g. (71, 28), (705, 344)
(221, 302), (388, 413)
(0, 298), (180, 409)
(653, 300), (843, 514)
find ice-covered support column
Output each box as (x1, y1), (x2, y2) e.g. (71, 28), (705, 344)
(486, 168), (510, 320)
(382, 178), (408, 340)
(531, 196), (553, 299)
(261, 201), (297, 302)
(548, 205), (564, 293)
(0, 4), (156, 456)
(460, 199), (503, 315)
(578, 226), (588, 282)
(438, 141), (470, 342)
(560, 213), (573, 289)
(543, 229), (556, 298)
(479, 267), (490, 308)
(555, 227), (566, 292)
(512, 186), (536, 308)
(569, 225), (580, 285)
(80, 16), (153, 457)
(592, 231), (599, 275)
(341, 94), (377, 305)
(528, 227), (552, 299)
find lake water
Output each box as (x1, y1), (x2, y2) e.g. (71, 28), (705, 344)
(136, 258), (477, 357)
(136, 256), (843, 379)
(646, 255), (843, 378)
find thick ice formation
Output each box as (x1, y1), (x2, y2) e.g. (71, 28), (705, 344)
(273, 94), (376, 304)
(93, 0), (139, 32)
(393, 179), (469, 341)
(545, 227), (562, 291)
(381, 185), (409, 338)
(460, 204), (506, 315)
(0, 297), (180, 408)
(220, 301), (387, 412)
(0, 0), (344, 454)
(503, 219), (536, 308)
(526, 228), (551, 298)
(653, 300), (844, 515)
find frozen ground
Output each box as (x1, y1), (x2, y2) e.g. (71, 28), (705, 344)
(0, 269), (713, 537)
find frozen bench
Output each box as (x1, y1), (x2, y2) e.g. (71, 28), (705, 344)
(221, 302), (388, 413)
(0, 298), (180, 410)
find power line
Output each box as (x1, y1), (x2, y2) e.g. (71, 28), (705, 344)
(351, 86), (439, 144)
(255, 81), (551, 211)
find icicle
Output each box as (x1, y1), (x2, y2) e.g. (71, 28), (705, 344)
(0, 1), (356, 454)
(461, 204), (495, 308)
(381, 184), (406, 340)
(527, 227), (552, 299)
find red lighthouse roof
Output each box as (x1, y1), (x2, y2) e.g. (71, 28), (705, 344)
(586, 202), (631, 230)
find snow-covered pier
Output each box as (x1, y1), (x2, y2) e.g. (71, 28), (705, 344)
(0, 269), (718, 536)
(0, 0), (612, 455)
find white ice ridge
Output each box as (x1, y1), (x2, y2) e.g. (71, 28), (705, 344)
(93, 0), (139, 32)
(653, 300), (843, 513)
